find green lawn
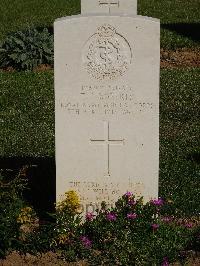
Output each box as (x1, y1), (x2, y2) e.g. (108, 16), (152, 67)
(159, 69), (200, 216)
(0, 0), (199, 48)
(139, 0), (200, 23)
(0, 71), (54, 158)
(0, 69), (199, 216)
(0, 0), (80, 41)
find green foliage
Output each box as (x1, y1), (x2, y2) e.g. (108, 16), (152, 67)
(0, 0), (199, 48)
(161, 28), (199, 50)
(138, 0), (200, 23)
(18, 222), (55, 255)
(0, 0), (81, 41)
(44, 191), (84, 261)
(0, 28), (53, 70)
(19, 204), (84, 262)
(0, 178), (199, 264)
(160, 69), (200, 217)
(77, 195), (195, 265)
(0, 172), (27, 257)
(0, 72), (54, 158)
(23, 194), (197, 265)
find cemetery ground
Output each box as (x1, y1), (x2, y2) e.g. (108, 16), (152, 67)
(0, 0), (199, 49)
(0, 0), (200, 265)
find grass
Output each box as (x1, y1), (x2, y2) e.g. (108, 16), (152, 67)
(159, 68), (200, 216)
(139, 0), (200, 23)
(0, 0), (80, 41)
(0, 71), (54, 158)
(0, 69), (199, 216)
(0, 0), (199, 49)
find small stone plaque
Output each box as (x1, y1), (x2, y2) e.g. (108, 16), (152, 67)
(81, 0), (137, 15)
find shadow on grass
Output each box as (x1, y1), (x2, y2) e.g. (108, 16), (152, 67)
(40, 23), (200, 44)
(35, 26), (53, 35)
(0, 157), (56, 220)
(187, 152), (200, 165)
(161, 23), (200, 43)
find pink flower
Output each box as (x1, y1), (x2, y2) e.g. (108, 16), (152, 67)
(150, 198), (164, 206)
(162, 257), (169, 266)
(185, 223), (193, 228)
(106, 212), (117, 221)
(125, 191), (133, 197)
(86, 212), (94, 221)
(151, 223), (159, 231)
(127, 213), (137, 219)
(128, 199), (136, 206)
(161, 216), (172, 223)
(80, 236), (92, 248)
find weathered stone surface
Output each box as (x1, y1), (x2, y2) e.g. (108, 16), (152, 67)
(54, 15), (160, 212)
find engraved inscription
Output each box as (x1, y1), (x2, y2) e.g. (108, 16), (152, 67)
(82, 24), (132, 81)
(68, 180), (145, 205)
(59, 84), (155, 116)
(61, 101), (154, 116)
(90, 121), (125, 177)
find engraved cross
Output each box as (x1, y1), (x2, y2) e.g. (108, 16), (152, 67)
(90, 121), (125, 177)
(99, 0), (120, 14)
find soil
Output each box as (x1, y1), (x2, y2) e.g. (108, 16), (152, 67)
(160, 48), (200, 68)
(0, 49), (199, 73)
(33, 64), (53, 72)
(0, 252), (88, 266)
(1, 217), (199, 265)
(0, 251), (200, 266)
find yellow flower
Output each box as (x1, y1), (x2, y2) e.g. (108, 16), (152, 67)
(17, 206), (35, 224)
(57, 233), (69, 244)
(56, 190), (80, 214)
(22, 207), (32, 212)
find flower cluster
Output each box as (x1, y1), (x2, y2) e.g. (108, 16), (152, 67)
(84, 194), (166, 230)
(86, 212), (95, 221)
(150, 198), (164, 206)
(80, 236), (92, 248)
(151, 223), (160, 231)
(125, 191), (137, 206)
(162, 257), (170, 266)
(56, 190), (80, 214)
(185, 223), (193, 228)
(127, 213), (137, 219)
(17, 207), (35, 224)
(125, 191), (133, 197)
(161, 216), (173, 223)
(56, 233), (70, 245)
(106, 212), (117, 221)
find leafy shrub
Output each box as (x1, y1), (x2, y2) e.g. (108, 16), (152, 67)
(0, 171), (28, 257)
(20, 191), (83, 261)
(49, 191), (83, 261)
(27, 191), (197, 265)
(0, 28), (53, 71)
(78, 194), (196, 265)
(1, 185), (199, 264)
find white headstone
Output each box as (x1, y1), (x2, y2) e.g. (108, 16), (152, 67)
(55, 4), (160, 213)
(82, 0), (137, 15)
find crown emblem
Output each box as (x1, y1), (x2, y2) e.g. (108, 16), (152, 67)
(97, 24), (116, 38)
(82, 25), (132, 81)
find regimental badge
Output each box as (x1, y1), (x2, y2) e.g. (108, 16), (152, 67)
(82, 24), (132, 81)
